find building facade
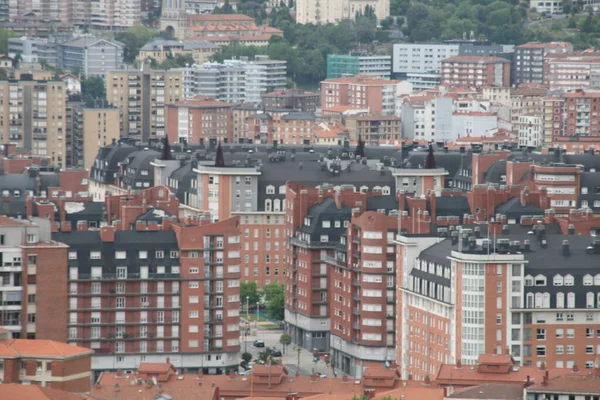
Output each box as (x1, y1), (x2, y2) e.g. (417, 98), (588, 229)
(392, 44), (459, 78)
(327, 54), (392, 80)
(441, 56), (511, 88)
(295, 0), (390, 24)
(106, 66), (184, 140)
(514, 42), (573, 86)
(261, 89), (320, 113)
(58, 37), (125, 78)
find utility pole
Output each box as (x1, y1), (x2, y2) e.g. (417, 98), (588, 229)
(297, 347), (301, 376)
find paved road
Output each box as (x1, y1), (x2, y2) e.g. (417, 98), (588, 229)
(236, 328), (331, 377)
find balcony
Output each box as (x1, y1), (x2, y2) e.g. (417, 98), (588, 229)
(352, 293), (361, 302)
(312, 298), (326, 305)
(311, 270), (327, 278)
(352, 322), (360, 330)
(387, 296), (394, 304)
(353, 308), (360, 316)
(312, 285), (327, 291)
(352, 279), (360, 287)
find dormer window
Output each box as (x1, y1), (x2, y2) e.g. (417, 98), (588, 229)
(553, 275), (563, 286)
(266, 185), (275, 194)
(320, 235), (329, 242)
(582, 187), (588, 194)
(322, 220), (331, 228)
(584, 274), (593, 286)
(304, 217), (310, 226)
(564, 274), (574, 286)
(534, 275), (546, 286)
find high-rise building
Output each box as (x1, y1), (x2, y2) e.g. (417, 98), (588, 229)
(295, 0), (390, 25)
(78, 106), (121, 171)
(327, 54), (392, 80)
(58, 37), (125, 78)
(260, 89), (320, 112)
(179, 57), (287, 104)
(106, 66), (184, 140)
(545, 52), (600, 92)
(392, 44), (459, 79)
(441, 56), (511, 88)
(165, 96), (235, 144)
(513, 42), (572, 86)
(0, 78), (67, 168)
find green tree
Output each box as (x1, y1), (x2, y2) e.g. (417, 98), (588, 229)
(279, 333), (292, 355)
(0, 28), (18, 54)
(240, 351), (253, 369)
(266, 290), (284, 321)
(0, 69), (7, 81)
(115, 24), (154, 63)
(258, 351), (279, 365)
(81, 76), (106, 101)
(263, 283), (284, 303)
(240, 281), (261, 311)
(390, 0), (409, 15)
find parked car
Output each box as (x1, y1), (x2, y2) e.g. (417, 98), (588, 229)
(253, 339), (265, 347)
(266, 347), (282, 357)
(316, 372), (327, 378)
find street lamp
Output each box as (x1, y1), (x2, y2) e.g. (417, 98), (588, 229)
(256, 301), (259, 325)
(246, 296), (249, 320)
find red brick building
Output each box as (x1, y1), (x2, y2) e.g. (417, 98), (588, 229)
(563, 91), (600, 137)
(441, 56), (511, 88)
(165, 96), (235, 144)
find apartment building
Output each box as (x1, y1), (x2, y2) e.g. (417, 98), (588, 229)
(0, 78), (67, 168)
(542, 96), (565, 146)
(0, 330), (93, 392)
(564, 91), (600, 138)
(514, 42), (572, 86)
(165, 96), (235, 144)
(320, 75), (411, 116)
(245, 112), (316, 145)
(400, 95), (454, 142)
(529, 0), (563, 14)
(58, 37), (125, 78)
(517, 115), (543, 147)
(327, 54), (392, 80)
(261, 89), (321, 113)
(510, 88), (547, 131)
(76, 106), (121, 171)
(7, 36), (62, 65)
(180, 57), (287, 104)
(545, 53), (600, 92)
(344, 114), (401, 145)
(53, 217), (242, 374)
(106, 66), (184, 140)
(441, 56), (511, 88)
(397, 224), (598, 379)
(392, 44), (459, 78)
(83, 0), (142, 29)
(295, 0), (390, 24)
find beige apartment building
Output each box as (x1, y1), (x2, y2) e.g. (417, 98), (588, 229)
(296, 0), (390, 24)
(0, 79), (67, 168)
(76, 107), (121, 171)
(106, 66), (183, 141)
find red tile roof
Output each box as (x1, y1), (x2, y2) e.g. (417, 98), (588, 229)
(0, 383), (91, 400)
(528, 373), (600, 393)
(187, 14), (254, 22)
(0, 339), (93, 359)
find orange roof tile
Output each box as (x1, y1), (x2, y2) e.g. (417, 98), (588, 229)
(0, 339), (93, 359)
(322, 105), (365, 113)
(0, 215), (28, 226)
(528, 373), (600, 393)
(137, 362), (177, 374)
(187, 14), (254, 22)
(0, 383), (90, 400)
(515, 41), (571, 49)
(564, 91), (600, 98)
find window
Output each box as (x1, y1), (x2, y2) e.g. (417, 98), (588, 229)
(116, 266), (127, 279)
(115, 251), (126, 259)
(567, 345), (575, 354)
(27, 234), (36, 243)
(189, 311), (199, 318)
(536, 346), (546, 356)
(156, 251), (164, 259)
(556, 328), (564, 338)
(170, 251), (179, 259)
(116, 297), (125, 308)
(556, 345), (563, 355)
(536, 329), (546, 340)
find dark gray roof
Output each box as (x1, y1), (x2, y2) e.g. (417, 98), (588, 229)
(435, 196), (470, 217)
(482, 160), (507, 184)
(419, 239), (453, 266)
(136, 207), (175, 223)
(281, 112), (316, 121)
(299, 198), (351, 242)
(39, 173), (60, 190)
(247, 113), (272, 120)
(366, 195), (398, 211)
(495, 197), (543, 219)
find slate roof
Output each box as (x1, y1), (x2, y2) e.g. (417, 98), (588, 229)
(482, 160), (507, 184)
(299, 198), (351, 243)
(495, 197), (544, 219)
(366, 195), (399, 211)
(435, 196), (470, 217)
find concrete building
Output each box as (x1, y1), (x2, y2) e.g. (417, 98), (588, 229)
(83, 0), (142, 29)
(58, 37), (124, 78)
(165, 96), (235, 144)
(321, 75), (411, 116)
(392, 44), (459, 78)
(0, 78), (67, 168)
(327, 54), (392, 80)
(180, 57), (287, 104)
(65, 100), (83, 168)
(7, 36), (62, 66)
(401, 95), (454, 142)
(542, 96), (565, 146)
(106, 66), (184, 140)
(260, 89), (320, 112)
(441, 56), (511, 88)
(137, 37), (221, 65)
(77, 106), (121, 171)
(295, 0), (390, 24)
(545, 52), (600, 92)
(517, 115), (543, 147)
(452, 112), (499, 140)
(514, 42), (572, 86)
(529, 0), (563, 14)
(406, 72), (442, 91)
(563, 91), (600, 138)
(344, 114), (401, 145)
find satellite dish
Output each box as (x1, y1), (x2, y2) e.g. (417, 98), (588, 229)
(152, 376), (158, 386)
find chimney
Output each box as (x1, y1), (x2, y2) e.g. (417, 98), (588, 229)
(77, 220), (88, 231)
(523, 239), (531, 252)
(502, 224), (509, 234)
(567, 224), (575, 235)
(166, 357), (170, 364)
(562, 240), (570, 257)
(451, 230), (459, 245)
(424, 375), (431, 385)
(100, 226), (115, 242)
(364, 389), (376, 399)
(456, 360), (462, 369)
(573, 363), (579, 373)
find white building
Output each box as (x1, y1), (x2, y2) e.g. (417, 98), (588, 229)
(296, 0), (390, 24)
(529, 0), (563, 14)
(517, 115), (543, 147)
(452, 112), (498, 139)
(392, 44), (459, 78)
(401, 95), (453, 142)
(178, 56), (287, 104)
(406, 71), (441, 91)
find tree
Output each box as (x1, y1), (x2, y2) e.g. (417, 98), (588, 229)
(0, 29), (18, 54)
(263, 283), (284, 303)
(240, 351), (253, 369)
(266, 290), (284, 321)
(258, 351), (279, 365)
(115, 24), (154, 63)
(240, 281), (261, 312)
(81, 76), (106, 102)
(279, 333), (292, 354)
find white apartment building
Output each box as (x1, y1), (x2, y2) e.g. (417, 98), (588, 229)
(452, 112), (498, 139)
(529, 0), (562, 14)
(180, 57), (287, 104)
(392, 44), (459, 77)
(401, 96), (453, 142)
(295, 0), (390, 24)
(359, 55), (392, 79)
(517, 115), (543, 147)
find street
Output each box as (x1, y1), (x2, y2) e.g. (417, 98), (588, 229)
(236, 328), (332, 377)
